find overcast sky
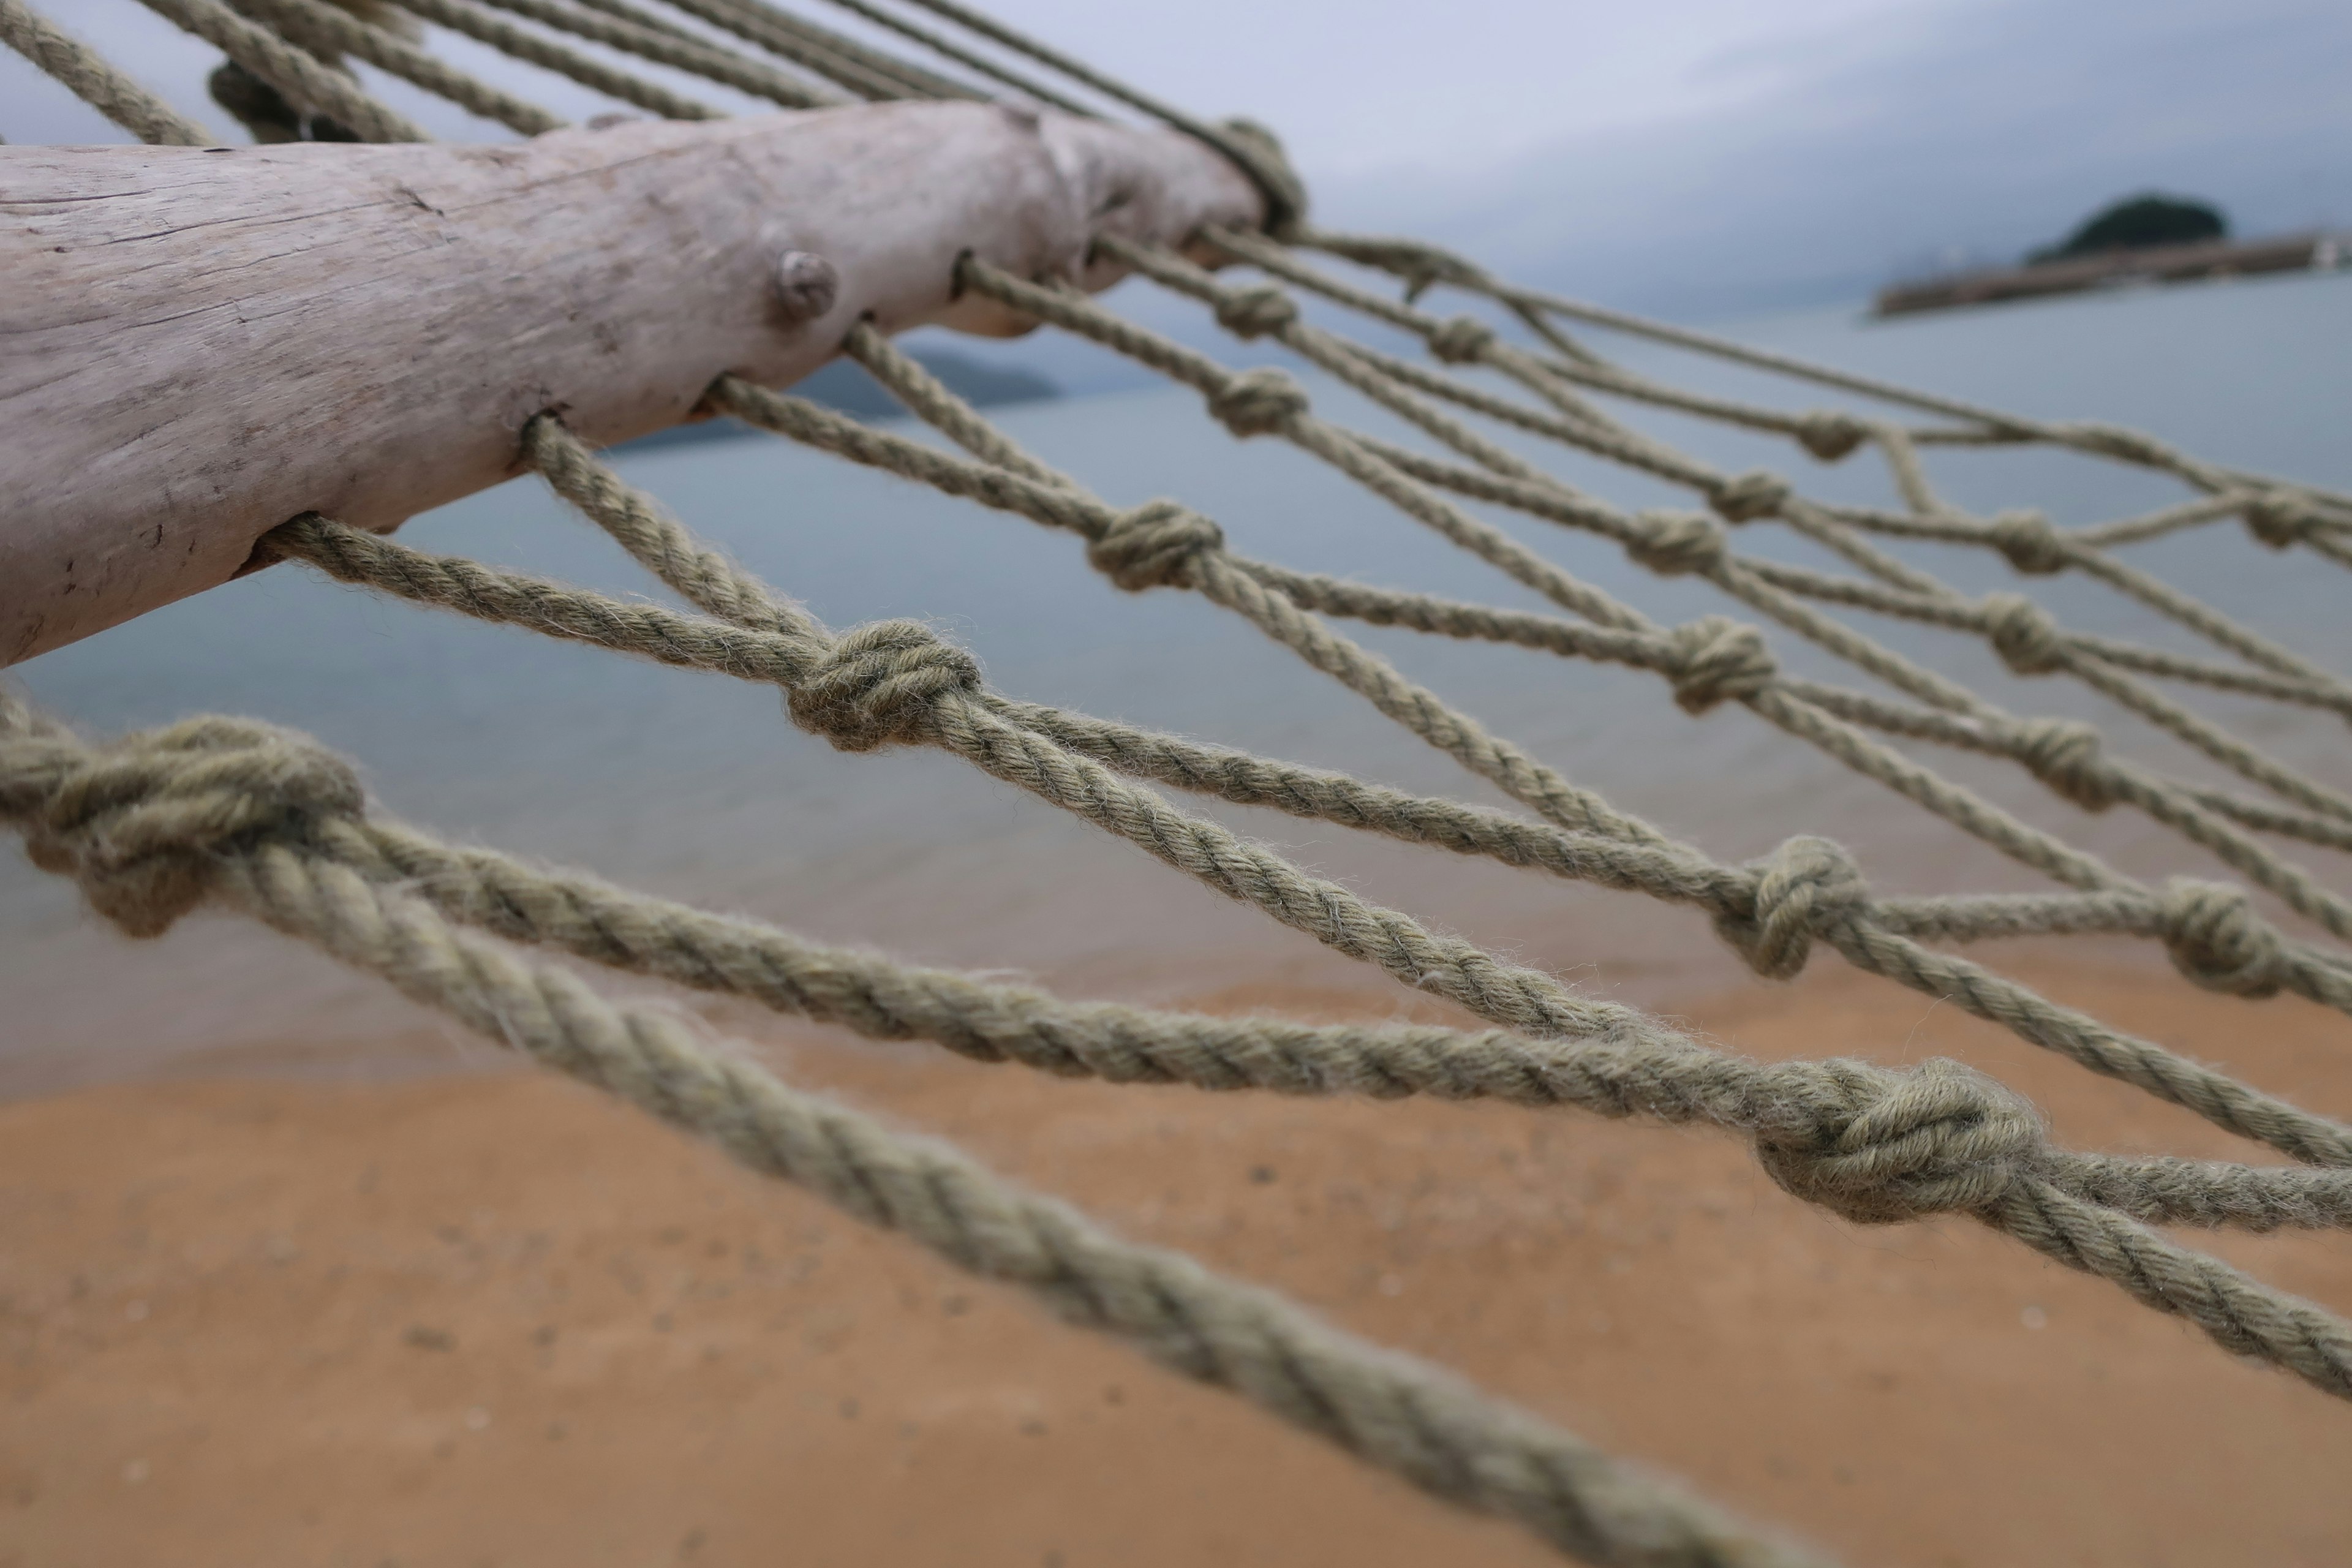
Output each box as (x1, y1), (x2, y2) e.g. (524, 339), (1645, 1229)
(8, 0), (2349, 315)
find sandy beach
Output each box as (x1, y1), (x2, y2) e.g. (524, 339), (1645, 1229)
(6, 951), (2350, 1568)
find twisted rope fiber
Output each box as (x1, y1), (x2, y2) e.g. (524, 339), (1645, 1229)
(1294, 224), (2352, 531)
(0, 0), (216, 143)
(12, 687), (2343, 1232)
(24, 1), (2352, 1550)
(459, 0), (839, 108)
(917, 260), (2352, 976)
(644, 0), (938, 101)
(1167, 232), (2352, 828)
(1010, 246), (2352, 952)
(136, 0), (427, 141)
(714, 347), (2352, 1147)
(328, 415), (2352, 1174)
(230, 0), (567, 134)
(17, 660), (2352, 1427)
(1214, 225), (2352, 702)
(0, 695), (1831, 1568)
(688, 0), (987, 101)
(388, 0), (725, 119)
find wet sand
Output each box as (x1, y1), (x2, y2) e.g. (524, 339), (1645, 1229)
(5, 952), (2352, 1568)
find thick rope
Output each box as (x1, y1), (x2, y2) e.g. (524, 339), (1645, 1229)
(389, 0), (725, 119)
(1028, 243), (2352, 951)
(0, 0), (216, 144)
(715, 333), (2352, 1160)
(233, 0), (566, 134)
(461, 0), (837, 108)
(16, 662), (2352, 1423)
(0, 693), (1838, 1568)
(138, 0), (426, 141)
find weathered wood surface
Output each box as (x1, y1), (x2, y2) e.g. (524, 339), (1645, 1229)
(0, 103), (1262, 663)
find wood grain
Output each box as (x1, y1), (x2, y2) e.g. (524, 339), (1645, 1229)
(0, 103), (1261, 663)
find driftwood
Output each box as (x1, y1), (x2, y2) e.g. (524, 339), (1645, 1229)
(0, 102), (1262, 663)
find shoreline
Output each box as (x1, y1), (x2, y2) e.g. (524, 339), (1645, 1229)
(6, 954), (2350, 1566)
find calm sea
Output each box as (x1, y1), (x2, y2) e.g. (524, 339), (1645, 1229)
(7, 268), (2350, 1090)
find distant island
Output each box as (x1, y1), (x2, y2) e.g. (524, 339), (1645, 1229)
(2026, 193), (2227, 263)
(1876, 192), (2343, 317)
(620, 347), (1057, 453)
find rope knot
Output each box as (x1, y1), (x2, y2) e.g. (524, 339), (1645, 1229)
(1981, 592), (2068, 675)
(2161, 879), (2286, 997)
(1088, 499), (1226, 591)
(1205, 366), (1310, 439)
(2243, 494), (2321, 550)
(1708, 470), (1792, 524)
(1661, 617), (1777, 714)
(1213, 284), (1299, 341)
(1427, 315), (1498, 364)
(1794, 410), (1871, 462)
(786, 620), (981, 753)
(1625, 510), (1727, 577)
(1715, 835), (1867, 981)
(1751, 1057), (2043, 1224)
(12, 714), (364, 940)
(1986, 509), (2070, 575)
(2007, 717), (2114, 810)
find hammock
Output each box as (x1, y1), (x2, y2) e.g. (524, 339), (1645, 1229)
(6, 4), (2352, 1562)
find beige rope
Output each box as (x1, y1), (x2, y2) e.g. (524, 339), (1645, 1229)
(138, 0), (427, 141)
(0, 0), (216, 143)
(703, 331), (2352, 1155)
(462, 0), (839, 108)
(1022, 244), (2352, 948)
(647, 0), (929, 101)
(20, 543), (2352, 1418)
(232, 0), (566, 134)
(389, 0), (725, 119)
(0, 693), (1838, 1568)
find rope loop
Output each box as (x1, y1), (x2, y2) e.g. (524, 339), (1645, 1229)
(1205, 366), (1310, 439)
(786, 619), (982, 752)
(1088, 499), (1226, 591)
(1426, 315), (1498, 364)
(2162, 879), (2287, 997)
(1987, 509), (2070, 575)
(1626, 509), (1727, 578)
(3, 712), (363, 938)
(1661, 616), (1777, 714)
(1715, 835), (1867, 981)
(1794, 410), (1871, 462)
(1708, 470), (1792, 524)
(1212, 284), (1298, 341)
(2007, 717), (2114, 810)
(1981, 591), (2069, 676)
(1751, 1057), (2044, 1225)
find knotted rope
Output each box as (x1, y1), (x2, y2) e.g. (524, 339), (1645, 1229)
(1793, 411), (1871, 462)
(1205, 365), (1311, 437)
(1982, 592), (2071, 676)
(1708, 470), (1794, 523)
(786, 618), (983, 752)
(1987, 510), (2070, 576)
(1662, 617), (1777, 714)
(10, 690), (2352, 1418)
(1, 710), (361, 937)
(2163, 879), (2288, 997)
(1751, 1057), (2041, 1224)
(1088, 499), (1227, 591)
(1626, 510), (1728, 578)
(1716, 837), (1868, 982)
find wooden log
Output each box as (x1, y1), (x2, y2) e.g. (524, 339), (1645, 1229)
(0, 102), (1263, 663)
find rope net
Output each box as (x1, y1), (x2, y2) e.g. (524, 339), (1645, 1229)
(8, 4), (2352, 1562)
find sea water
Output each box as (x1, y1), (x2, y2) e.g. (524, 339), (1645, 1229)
(6, 268), (2349, 1089)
